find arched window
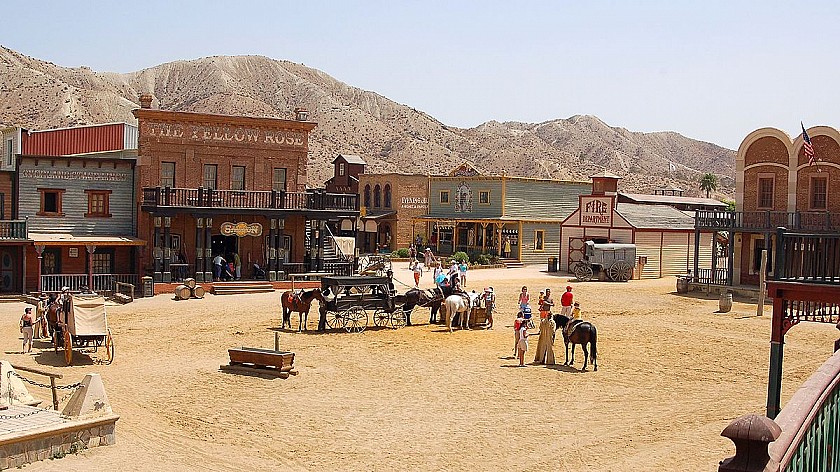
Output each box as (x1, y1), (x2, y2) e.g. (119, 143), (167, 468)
(374, 184), (381, 208)
(384, 184), (392, 208)
(364, 185), (371, 208)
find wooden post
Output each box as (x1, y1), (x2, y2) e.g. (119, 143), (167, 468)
(718, 414), (780, 472)
(756, 250), (767, 316)
(35, 245), (44, 293)
(275, 332), (280, 352)
(50, 377), (58, 410)
(86, 245), (96, 291)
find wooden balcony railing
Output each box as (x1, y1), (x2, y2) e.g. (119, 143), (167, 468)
(775, 229), (840, 284)
(695, 210), (840, 232)
(142, 187), (358, 212)
(0, 219), (27, 240)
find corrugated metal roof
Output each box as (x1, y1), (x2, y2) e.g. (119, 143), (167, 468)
(616, 202), (696, 230)
(24, 123), (137, 156)
(619, 192), (727, 208)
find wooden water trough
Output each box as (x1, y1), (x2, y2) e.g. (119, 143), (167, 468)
(221, 347), (297, 379)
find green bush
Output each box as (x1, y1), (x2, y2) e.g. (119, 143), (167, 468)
(453, 251), (469, 264)
(475, 254), (490, 265)
(393, 248), (410, 258)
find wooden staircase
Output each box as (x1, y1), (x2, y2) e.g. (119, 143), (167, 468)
(500, 258), (524, 269)
(211, 281), (275, 295)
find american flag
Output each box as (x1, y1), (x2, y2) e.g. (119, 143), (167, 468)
(801, 122), (816, 166)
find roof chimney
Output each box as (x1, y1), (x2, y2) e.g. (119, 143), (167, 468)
(294, 107), (309, 121)
(139, 94), (153, 109)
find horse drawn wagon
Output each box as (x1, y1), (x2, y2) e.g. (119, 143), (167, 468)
(318, 275), (413, 332)
(51, 294), (114, 366)
(572, 241), (636, 282)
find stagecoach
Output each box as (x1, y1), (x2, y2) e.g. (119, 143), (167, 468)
(53, 294), (115, 366)
(572, 241), (636, 282)
(318, 275), (413, 333)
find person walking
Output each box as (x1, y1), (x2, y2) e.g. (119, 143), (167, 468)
(412, 260), (423, 288)
(458, 260), (468, 287)
(518, 286), (530, 311)
(482, 287), (495, 329)
(560, 285), (574, 317)
(408, 245), (417, 268)
(503, 236), (512, 258)
(517, 310), (534, 366)
(212, 254), (226, 282)
(233, 252), (242, 280)
(20, 307), (35, 353)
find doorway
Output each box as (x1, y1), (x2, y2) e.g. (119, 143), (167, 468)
(211, 235), (238, 259)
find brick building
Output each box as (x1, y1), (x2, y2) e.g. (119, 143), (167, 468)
(134, 97), (358, 282)
(694, 125), (840, 285)
(354, 173), (429, 253)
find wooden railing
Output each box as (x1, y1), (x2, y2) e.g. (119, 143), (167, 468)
(142, 187), (358, 212)
(454, 244), (499, 256)
(41, 273), (138, 293)
(696, 210), (840, 232)
(775, 229), (840, 284)
(0, 219), (27, 240)
(693, 267), (728, 285)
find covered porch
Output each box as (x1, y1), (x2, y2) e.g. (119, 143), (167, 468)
(411, 216), (519, 258)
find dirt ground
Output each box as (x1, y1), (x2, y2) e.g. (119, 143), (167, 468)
(2, 265), (837, 471)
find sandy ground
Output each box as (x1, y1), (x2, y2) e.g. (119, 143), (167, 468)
(2, 265), (838, 471)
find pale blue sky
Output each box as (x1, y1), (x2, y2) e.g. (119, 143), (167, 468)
(3, 1), (839, 149)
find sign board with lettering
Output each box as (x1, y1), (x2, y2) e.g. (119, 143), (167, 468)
(143, 122), (306, 148)
(220, 222), (263, 237)
(400, 196), (428, 209)
(579, 196), (613, 227)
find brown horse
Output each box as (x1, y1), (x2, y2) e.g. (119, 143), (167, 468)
(281, 288), (327, 332)
(553, 314), (598, 371)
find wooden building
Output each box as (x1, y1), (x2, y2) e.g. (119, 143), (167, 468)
(561, 173), (714, 278)
(324, 154), (366, 194)
(134, 97), (358, 282)
(416, 165), (591, 264)
(694, 126), (840, 286)
(0, 127), (27, 292)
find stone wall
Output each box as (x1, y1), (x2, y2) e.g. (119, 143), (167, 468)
(0, 417), (117, 469)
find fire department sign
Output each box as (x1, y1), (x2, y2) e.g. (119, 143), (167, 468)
(220, 222), (263, 237)
(579, 196), (612, 227)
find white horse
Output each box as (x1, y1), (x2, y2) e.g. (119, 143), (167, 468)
(443, 292), (479, 332)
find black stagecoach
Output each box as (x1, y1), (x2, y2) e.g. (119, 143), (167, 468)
(318, 275), (413, 332)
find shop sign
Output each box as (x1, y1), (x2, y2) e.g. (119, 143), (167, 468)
(145, 121), (305, 147)
(580, 196), (612, 226)
(400, 196), (428, 209)
(21, 168), (128, 182)
(220, 221), (263, 237)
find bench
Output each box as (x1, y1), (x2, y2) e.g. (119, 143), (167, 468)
(222, 347), (297, 378)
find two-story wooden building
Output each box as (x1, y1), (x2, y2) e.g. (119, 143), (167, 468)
(0, 127), (28, 292)
(694, 126), (840, 286)
(134, 96), (358, 282)
(415, 165), (591, 264)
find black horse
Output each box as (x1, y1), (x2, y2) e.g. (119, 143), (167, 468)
(553, 314), (598, 371)
(403, 287), (449, 324)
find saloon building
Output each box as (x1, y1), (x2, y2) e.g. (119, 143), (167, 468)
(561, 173), (715, 279)
(134, 96), (358, 283)
(694, 126), (840, 286)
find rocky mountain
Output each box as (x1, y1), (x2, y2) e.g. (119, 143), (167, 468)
(0, 46), (734, 198)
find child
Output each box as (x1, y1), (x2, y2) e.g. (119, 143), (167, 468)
(538, 291), (545, 310)
(518, 286), (530, 311)
(513, 310), (525, 355)
(566, 302), (582, 336)
(412, 261), (423, 288)
(517, 313), (532, 366)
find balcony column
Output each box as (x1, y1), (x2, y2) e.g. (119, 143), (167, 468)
(693, 228), (701, 282)
(195, 218), (205, 282)
(163, 217), (172, 283)
(727, 234), (735, 286)
(35, 245), (44, 293)
(268, 219), (278, 281)
(153, 216), (162, 282)
(204, 218), (213, 281)
(86, 245), (96, 291)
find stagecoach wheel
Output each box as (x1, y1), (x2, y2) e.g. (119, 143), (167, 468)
(344, 306), (368, 333)
(373, 309), (390, 327)
(610, 260), (633, 282)
(104, 328), (115, 364)
(325, 311), (345, 330)
(574, 263), (594, 282)
(63, 331), (73, 366)
(389, 309), (407, 329)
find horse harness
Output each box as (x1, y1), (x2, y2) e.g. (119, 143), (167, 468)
(565, 319), (584, 337)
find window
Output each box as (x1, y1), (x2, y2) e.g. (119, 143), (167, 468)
(479, 191), (490, 204)
(41, 249), (60, 275)
(232, 166), (246, 191)
(374, 184), (381, 208)
(363, 184), (371, 208)
(384, 184), (392, 208)
(85, 190), (112, 217)
(440, 190), (450, 204)
(273, 168), (287, 192)
(810, 176), (827, 210)
(160, 162), (175, 188)
(6, 139), (12, 166)
(757, 177), (774, 209)
(535, 230), (545, 251)
(339, 162), (346, 176)
(92, 251), (114, 274)
(38, 188), (65, 216)
(203, 164), (218, 190)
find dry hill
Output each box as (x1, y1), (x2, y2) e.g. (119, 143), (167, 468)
(0, 46), (734, 197)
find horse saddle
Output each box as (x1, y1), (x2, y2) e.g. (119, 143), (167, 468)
(566, 319), (584, 336)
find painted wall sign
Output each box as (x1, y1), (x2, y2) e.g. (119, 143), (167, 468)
(145, 122), (305, 147)
(20, 168), (129, 182)
(220, 222), (263, 237)
(580, 196), (612, 227)
(454, 181), (473, 213)
(400, 196), (428, 209)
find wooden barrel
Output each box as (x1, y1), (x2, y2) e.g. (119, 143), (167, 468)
(191, 285), (206, 299)
(175, 285), (191, 300)
(676, 277), (689, 294)
(184, 278), (197, 289)
(719, 291), (733, 313)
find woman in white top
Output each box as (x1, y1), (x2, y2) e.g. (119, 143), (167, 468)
(517, 322), (531, 366)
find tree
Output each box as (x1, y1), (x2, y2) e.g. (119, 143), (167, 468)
(699, 173), (718, 198)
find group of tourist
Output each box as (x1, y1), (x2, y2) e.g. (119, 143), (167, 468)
(514, 285), (582, 366)
(212, 252), (242, 281)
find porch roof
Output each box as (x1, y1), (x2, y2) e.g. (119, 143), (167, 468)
(412, 215), (566, 223)
(29, 233), (146, 246)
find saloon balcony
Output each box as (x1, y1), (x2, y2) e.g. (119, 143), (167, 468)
(142, 187), (359, 217)
(0, 220), (28, 241)
(695, 210), (840, 233)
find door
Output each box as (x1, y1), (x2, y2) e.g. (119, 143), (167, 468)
(0, 249), (15, 292)
(567, 237), (586, 272)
